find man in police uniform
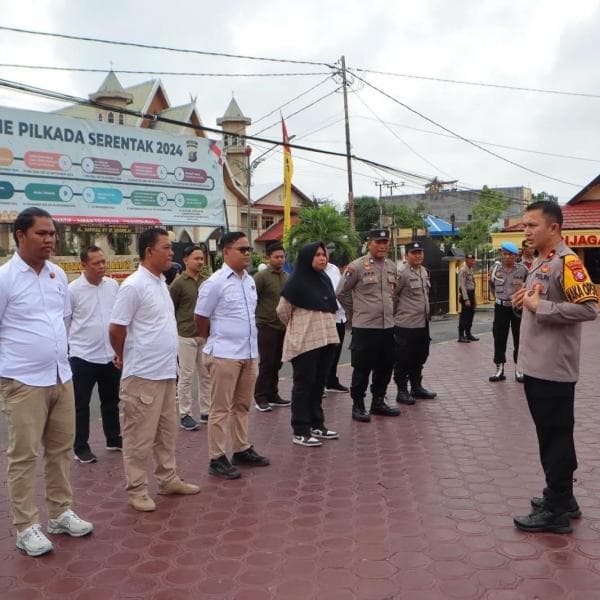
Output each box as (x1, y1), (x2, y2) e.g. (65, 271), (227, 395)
(457, 254), (479, 342)
(336, 229), (400, 422)
(488, 241), (529, 383)
(512, 201), (597, 534)
(393, 242), (436, 405)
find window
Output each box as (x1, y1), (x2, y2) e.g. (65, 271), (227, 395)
(107, 112), (114, 124)
(118, 113), (124, 125)
(250, 215), (259, 230)
(223, 135), (229, 148)
(98, 113), (103, 122)
(231, 134), (239, 147)
(262, 215), (275, 230)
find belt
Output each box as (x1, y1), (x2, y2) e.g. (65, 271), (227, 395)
(495, 299), (512, 307)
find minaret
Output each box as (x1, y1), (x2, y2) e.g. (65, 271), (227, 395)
(217, 96), (251, 188)
(89, 70), (134, 125)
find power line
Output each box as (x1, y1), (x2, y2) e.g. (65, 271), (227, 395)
(0, 26), (334, 68)
(352, 114), (600, 164)
(355, 67), (600, 99)
(348, 70), (582, 188)
(0, 63), (332, 77)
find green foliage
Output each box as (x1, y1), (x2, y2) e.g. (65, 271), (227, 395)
(284, 204), (360, 264)
(457, 186), (510, 254)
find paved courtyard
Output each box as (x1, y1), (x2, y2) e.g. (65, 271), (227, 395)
(1, 318), (600, 599)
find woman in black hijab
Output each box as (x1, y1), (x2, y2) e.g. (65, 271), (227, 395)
(277, 242), (341, 447)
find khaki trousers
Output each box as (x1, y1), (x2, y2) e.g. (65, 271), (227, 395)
(204, 356), (257, 459)
(0, 377), (74, 531)
(177, 336), (211, 417)
(120, 376), (178, 498)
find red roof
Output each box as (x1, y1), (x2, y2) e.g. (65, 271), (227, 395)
(503, 200), (600, 231)
(254, 216), (299, 242)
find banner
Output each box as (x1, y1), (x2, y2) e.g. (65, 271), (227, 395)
(282, 116), (293, 235)
(0, 106), (225, 226)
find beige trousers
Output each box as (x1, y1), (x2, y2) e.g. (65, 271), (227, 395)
(0, 377), (74, 531)
(120, 376), (178, 498)
(204, 356), (257, 459)
(177, 336), (211, 417)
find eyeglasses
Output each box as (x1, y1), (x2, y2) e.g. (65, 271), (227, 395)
(234, 246), (253, 254)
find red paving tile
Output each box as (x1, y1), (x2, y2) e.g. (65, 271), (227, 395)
(2, 320), (600, 598)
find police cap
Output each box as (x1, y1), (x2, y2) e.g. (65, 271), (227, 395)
(500, 241), (519, 255)
(405, 241), (424, 253)
(368, 229), (389, 241)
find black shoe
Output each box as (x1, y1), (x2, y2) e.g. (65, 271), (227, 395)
(209, 455), (241, 480)
(180, 415), (200, 431)
(75, 448), (97, 464)
(410, 387), (437, 400)
(370, 398), (401, 417)
(466, 334), (479, 341)
(489, 364), (506, 382)
(530, 496), (581, 519)
(198, 413), (209, 424)
(352, 407), (371, 422)
(326, 382), (350, 393)
(105, 437), (123, 451)
(231, 446), (270, 467)
(513, 509), (572, 534)
(269, 396), (291, 408)
(457, 336), (471, 343)
(255, 401), (273, 412)
(396, 389), (415, 405)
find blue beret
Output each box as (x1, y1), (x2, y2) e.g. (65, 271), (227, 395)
(500, 242), (519, 255)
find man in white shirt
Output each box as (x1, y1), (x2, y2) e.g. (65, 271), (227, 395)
(324, 245), (349, 394)
(69, 246), (121, 463)
(195, 232), (270, 480)
(0, 207), (93, 557)
(109, 228), (200, 512)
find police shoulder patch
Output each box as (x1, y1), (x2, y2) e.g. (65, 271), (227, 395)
(563, 254), (598, 304)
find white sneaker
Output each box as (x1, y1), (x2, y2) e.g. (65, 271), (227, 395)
(16, 524), (53, 556)
(47, 510), (94, 537)
(293, 435), (322, 447)
(311, 428), (339, 440)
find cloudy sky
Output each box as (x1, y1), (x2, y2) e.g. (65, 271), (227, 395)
(1, 0), (599, 207)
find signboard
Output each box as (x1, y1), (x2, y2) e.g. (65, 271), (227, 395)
(563, 233), (600, 247)
(0, 106), (225, 226)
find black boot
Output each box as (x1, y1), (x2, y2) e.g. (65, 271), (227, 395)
(513, 509), (572, 534)
(409, 376), (437, 400)
(457, 329), (470, 343)
(395, 376), (415, 405)
(351, 399), (371, 422)
(466, 331), (479, 342)
(370, 397), (401, 417)
(489, 363), (506, 382)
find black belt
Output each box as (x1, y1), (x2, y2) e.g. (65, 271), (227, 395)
(495, 299), (512, 307)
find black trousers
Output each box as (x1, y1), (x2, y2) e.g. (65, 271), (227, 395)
(492, 304), (521, 364)
(70, 357), (121, 452)
(326, 322), (346, 387)
(458, 290), (476, 335)
(254, 325), (285, 404)
(350, 328), (395, 407)
(291, 344), (336, 436)
(393, 325), (430, 384)
(524, 375), (577, 512)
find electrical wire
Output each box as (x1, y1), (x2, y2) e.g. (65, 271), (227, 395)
(0, 63), (332, 77)
(348, 69), (582, 188)
(0, 26), (335, 68)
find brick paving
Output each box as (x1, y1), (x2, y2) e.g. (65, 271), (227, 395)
(1, 320), (600, 599)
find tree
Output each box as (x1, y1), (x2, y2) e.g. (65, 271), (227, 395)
(284, 204), (360, 264)
(457, 186), (510, 254)
(531, 191), (558, 203)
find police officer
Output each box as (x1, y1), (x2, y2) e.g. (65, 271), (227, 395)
(457, 254), (479, 343)
(512, 201), (597, 534)
(489, 242), (529, 383)
(393, 242), (436, 405)
(336, 229), (400, 422)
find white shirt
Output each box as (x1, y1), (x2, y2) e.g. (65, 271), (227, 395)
(0, 253), (71, 386)
(68, 274), (119, 364)
(195, 264), (258, 360)
(325, 262), (347, 324)
(110, 265), (178, 380)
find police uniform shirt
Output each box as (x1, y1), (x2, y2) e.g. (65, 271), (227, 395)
(195, 264), (258, 360)
(518, 241), (597, 382)
(336, 255), (396, 329)
(490, 263), (528, 301)
(0, 253), (71, 386)
(458, 263), (475, 298)
(393, 263), (430, 328)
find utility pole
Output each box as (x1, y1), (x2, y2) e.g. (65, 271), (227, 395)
(383, 180), (404, 264)
(374, 180), (390, 228)
(341, 56), (355, 231)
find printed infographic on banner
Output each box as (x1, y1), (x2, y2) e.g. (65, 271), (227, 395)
(0, 106), (226, 226)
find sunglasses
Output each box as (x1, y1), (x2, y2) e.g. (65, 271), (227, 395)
(234, 246), (253, 254)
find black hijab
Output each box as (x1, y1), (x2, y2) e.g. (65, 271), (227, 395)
(281, 241), (338, 313)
